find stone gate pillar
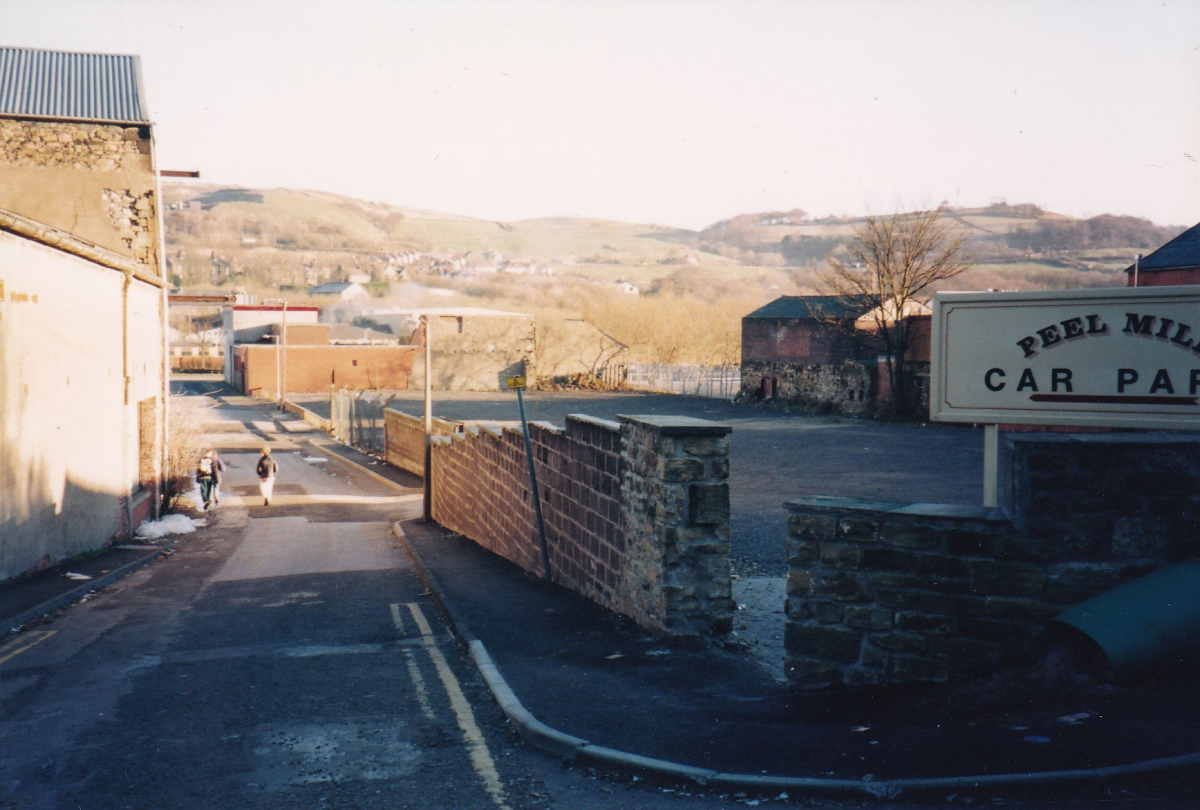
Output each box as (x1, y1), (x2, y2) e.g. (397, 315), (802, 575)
(618, 416), (734, 641)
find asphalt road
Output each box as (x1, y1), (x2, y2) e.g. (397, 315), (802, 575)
(0, 395), (721, 810)
(293, 390), (986, 576)
(4, 384), (1181, 810)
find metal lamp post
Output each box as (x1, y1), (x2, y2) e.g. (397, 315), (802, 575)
(263, 297), (288, 411)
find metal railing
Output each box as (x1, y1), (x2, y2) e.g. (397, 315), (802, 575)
(624, 363), (741, 399)
(330, 389), (396, 456)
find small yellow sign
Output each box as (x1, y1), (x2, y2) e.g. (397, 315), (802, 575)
(506, 375), (526, 390)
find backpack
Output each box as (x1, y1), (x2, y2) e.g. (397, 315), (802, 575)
(256, 456), (273, 478)
(198, 457), (214, 478)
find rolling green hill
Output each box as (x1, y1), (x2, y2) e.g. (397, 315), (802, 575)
(162, 184), (1189, 366)
(162, 183), (1185, 296)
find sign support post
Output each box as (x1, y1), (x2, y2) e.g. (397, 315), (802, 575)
(422, 315), (433, 522)
(509, 373), (551, 581)
(983, 423), (999, 508)
(930, 286), (1200, 509)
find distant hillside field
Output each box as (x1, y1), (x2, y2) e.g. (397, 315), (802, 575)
(162, 183), (1187, 364)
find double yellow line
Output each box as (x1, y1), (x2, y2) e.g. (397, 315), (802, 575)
(393, 602), (510, 810)
(0, 629), (57, 665)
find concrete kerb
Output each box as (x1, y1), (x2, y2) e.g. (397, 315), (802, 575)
(303, 437), (416, 493)
(239, 394), (1200, 801)
(391, 517), (1200, 802)
(6, 546), (165, 632)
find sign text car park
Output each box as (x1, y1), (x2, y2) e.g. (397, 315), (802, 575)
(930, 286), (1200, 430)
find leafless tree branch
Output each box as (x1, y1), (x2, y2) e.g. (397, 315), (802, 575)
(820, 208), (971, 415)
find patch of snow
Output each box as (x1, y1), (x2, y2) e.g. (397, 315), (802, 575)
(135, 514), (206, 539)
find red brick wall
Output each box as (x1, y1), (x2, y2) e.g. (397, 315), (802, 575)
(384, 409), (462, 476)
(431, 415), (625, 609)
(238, 345), (418, 393)
(1127, 268), (1200, 287)
(742, 318), (857, 364)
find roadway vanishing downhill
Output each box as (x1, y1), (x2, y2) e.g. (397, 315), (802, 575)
(3, 383), (1196, 809)
(0, 390), (730, 810)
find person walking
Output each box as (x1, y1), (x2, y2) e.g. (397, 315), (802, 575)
(210, 449), (228, 507)
(196, 450), (218, 511)
(256, 447), (278, 506)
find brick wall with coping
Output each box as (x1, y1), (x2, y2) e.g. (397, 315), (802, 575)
(784, 435), (1200, 691)
(385, 408), (463, 476)
(427, 413), (733, 640)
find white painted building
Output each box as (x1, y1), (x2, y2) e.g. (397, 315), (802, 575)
(0, 47), (169, 581)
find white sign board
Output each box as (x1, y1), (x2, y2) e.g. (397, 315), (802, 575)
(930, 286), (1200, 429)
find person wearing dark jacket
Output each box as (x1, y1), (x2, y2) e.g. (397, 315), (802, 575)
(256, 447), (278, 506)
(196, 450), (218, 511)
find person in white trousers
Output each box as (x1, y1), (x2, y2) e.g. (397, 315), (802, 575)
(256, 447), (278, 505)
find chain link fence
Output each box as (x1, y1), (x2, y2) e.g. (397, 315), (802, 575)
(330, 389), (396, 456)
(625, 363), (741, 399)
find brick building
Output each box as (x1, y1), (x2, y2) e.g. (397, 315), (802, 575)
(742, 295), (874, 366)
(1125, 221), (1200, 287)
(0, 47), (167, 581)
(739, 296), (876, 413)
(221, 304), (320, 384)
(740, 295), (934, 415)
(230, 322), (419, 394)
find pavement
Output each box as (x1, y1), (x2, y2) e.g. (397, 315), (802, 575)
(1, 543), (167, 635)
(5, 397), (1200, 805)
(392, 517), (1200, 803)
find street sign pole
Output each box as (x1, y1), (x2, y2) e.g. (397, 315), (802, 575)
(510, 375), (551, 581)
(423, 316), (433, 522)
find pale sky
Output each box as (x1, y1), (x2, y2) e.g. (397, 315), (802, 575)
(3, 0), (1199, 229)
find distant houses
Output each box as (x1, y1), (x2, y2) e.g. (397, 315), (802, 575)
(0, 46), (168, 581)
(308, 281), (369, 300)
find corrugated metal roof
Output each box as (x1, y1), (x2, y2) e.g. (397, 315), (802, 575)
(0, 46), (147, 123)
(1125, 222), (1200, 274)
(744, 295), (875, 321)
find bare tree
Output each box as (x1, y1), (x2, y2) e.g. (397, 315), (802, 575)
(162, 396), (208, 512)
(821, 208), (971, 416)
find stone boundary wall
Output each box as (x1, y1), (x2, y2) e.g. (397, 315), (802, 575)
(282, 399), (332, 433)
(1006, 434), (1200, 552)
(384, 408), (462, 476)
(785, 435), (1200, 691)
(740, 360), (875, 415)
(427, 413), (733, 639)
